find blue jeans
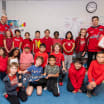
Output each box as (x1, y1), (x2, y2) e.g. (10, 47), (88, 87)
(0, 72), (6, 80)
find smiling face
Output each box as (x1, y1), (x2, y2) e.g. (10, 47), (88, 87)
(9, 66), (18, 75)
(54, 44), (60, 52)
(35, 58), (43, 67)
(49, 58), (56, 66)
(35, 32), (40, 39)
(6, 31), (11, 37)
(45, 30), (50, 37)
(80, 29), (86, 37)
(25, 33), (30, 39)
(13, 49), (19, 57)
(92, 18), (99, 26)
(1, 16), (7, 24)
(74, 62), (82, 70)
(96, 53), (104, 64)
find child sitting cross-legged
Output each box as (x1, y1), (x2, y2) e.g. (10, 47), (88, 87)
(67, 58), (87, 93)
(44, 55), (60, 97)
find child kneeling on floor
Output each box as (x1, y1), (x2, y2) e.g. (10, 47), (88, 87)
(67, 58), (87, 93)
(3, 62), (27, 104)
(87, 51), (104, 97)
(44, 55), (60, 97)
(22, 56), (44, 96)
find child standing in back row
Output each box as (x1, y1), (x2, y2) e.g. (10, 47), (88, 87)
(75, 28), (87, 58)
(62, 31), (75, 70)
(33, 31), (42, 54)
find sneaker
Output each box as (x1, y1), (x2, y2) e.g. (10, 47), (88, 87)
(87, 90), (92, 97)
(44, 87), (47, 91)
(3, 93), (8, 98)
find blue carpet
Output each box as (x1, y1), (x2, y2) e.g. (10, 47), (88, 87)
(0, 79), (104, 104)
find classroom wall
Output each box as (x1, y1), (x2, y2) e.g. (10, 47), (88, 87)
(6, 0), (104, 39)
(0, 1), (2, 17)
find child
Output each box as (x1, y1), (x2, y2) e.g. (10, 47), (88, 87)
(0, 47), (8, 80)
(42, 29), (52, 55)
(22, 56), (44, 96)
(34, 43), (48, 68)
(52, 31), (62, 46)
(44, 55), (60, 96)
(87, 16), (104, 68)
(22, 32), (33, 51)
(67, 58), (86, 93)
(87, 51), (104, 97)
(20, 44), (34, 71)
(51, 43), (66, 86)
(13, 29), (23, 50)
(8, 48), (20, 64)
(75, 28), (87, 58)
(33, 31), (42, 54)
(3, 62), (27, 104)
(4, 30), (13, 55)
(62, 31), (75, 70)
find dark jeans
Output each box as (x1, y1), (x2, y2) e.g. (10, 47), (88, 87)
(47, 77), (59, 96)
(7, 88), (27, 104)
(87, 52), (97, 68)
(67, 79), (87, 93)
(0, 72), (6, 80)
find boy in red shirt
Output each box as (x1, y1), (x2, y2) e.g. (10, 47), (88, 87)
(67, 58), (86, 93)
(33, 31), (42, 54)
(87, 16), (104, 68)
(42, 29), (52, 55)
(13, 29), (23, 49)
(87, 51), (104, 97)
(51, 43), (66, 86)
(34, 43), (48, 68)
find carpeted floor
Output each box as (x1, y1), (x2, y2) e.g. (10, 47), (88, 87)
(0, 78), (104, 104)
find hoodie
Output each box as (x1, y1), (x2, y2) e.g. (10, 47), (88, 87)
(68, 63), (86, 92)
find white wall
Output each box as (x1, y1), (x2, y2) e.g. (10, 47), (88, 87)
(0, 0), (2, 17)
(6, 0), (104, 39)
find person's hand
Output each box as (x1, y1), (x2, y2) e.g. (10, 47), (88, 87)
(90, 81), (96, 88)
(78, 89), (82, 93)
(82, 51), (86, 57)
(62, 67), (67, 72)
(87, 84), (93, 90)
(18, 83), (23, 87)
(72, 90), (77, 94)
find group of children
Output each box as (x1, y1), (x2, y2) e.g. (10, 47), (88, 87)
(0, 16), (104, 104)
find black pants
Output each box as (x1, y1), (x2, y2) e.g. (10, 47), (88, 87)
(87, 52), (97, 68)
(47, 77), (59, 97)
(0, 72), (6, 80)
(59, 66), (66, 83)
(67, 79), (87, 93)
(7, 88), (27, 104)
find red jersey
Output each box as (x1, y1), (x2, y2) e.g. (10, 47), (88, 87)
(62, 39), (75, 55)
(34, 52), (48, 68)
(13, 37), (23, 48)
(51, 52), (64, 67)
(68, 63), (85, 92)
(33, 39), (42, 53)
(79, 38), (86, 52)
(42, 37), (52, 53)
(0, 56), (8, 72)
(0, 22), (11, 47)
(22, 39), (33, 51)
(88, 60), (104, 85)
(52, 38), (62, 46)
(87, 25), (104, 52)
(9, 75), (18, 86)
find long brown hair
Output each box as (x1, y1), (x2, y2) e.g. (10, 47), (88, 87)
(79, 28), (87, 37)
(0, 47), (6, 58)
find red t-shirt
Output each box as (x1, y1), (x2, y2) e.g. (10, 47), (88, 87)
(79, 38), (86, 52)
(34, 52), (48, 68)
(33, 39), (42, 53)
(88, 60), (104, 85)
(52, 38), (62, 46)
(22, 39), (33, 51)
(42, 37), (52, 53)
(62, 39), (75, 55)
(87, 25), (104, 52)
(51, 52), (64, 67)
(9, 75), (18, 86)
(13, 37), (23, 48)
